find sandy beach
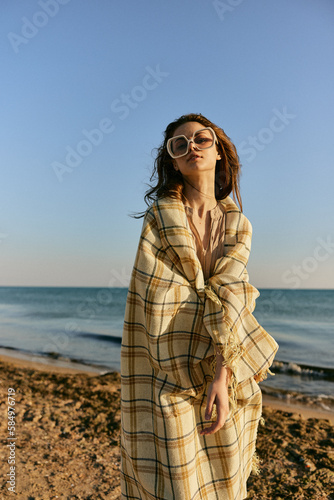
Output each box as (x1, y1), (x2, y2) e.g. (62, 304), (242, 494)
(0, 353), (333, 499)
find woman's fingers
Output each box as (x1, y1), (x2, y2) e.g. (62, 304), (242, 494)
(200, 382), (230, 436)
(204, 387), (215, 421)
(200, 410), (228, 435)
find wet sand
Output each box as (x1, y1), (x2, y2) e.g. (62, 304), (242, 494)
(0, 354), (333, 499)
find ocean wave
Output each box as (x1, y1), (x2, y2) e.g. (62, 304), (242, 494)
(23, 311), (75, 319)
(272, 360), (334, 380)
(75, 332), (122, 344)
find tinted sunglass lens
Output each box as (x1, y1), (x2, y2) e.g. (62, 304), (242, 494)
(193, 130), (214, 149)
(170, 137), (188, 156)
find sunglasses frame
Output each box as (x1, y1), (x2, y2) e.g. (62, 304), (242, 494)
(167, 127), (218, 159)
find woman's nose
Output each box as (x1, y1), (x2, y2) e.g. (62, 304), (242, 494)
(188, 139), (199, 151)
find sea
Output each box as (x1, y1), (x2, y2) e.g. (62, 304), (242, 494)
(0, 287), (333, 413)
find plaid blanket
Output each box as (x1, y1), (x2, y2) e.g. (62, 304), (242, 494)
(121, 195), (278, 499)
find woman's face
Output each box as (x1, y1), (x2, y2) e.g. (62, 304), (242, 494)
(170, 121), (220, 177)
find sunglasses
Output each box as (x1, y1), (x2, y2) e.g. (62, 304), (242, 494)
(167, 127), (217, 159)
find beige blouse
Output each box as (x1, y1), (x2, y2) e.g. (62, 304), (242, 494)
(183, 200), (226, 282)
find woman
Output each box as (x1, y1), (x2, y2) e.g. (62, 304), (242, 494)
(121, 113), (278, 499)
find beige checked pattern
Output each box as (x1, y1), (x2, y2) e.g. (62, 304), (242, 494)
(121, 196), (279, 499)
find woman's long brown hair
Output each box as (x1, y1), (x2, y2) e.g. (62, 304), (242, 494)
(134, 113), (242, 217)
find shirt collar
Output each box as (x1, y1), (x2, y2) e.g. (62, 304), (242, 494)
(183, 200), (225, 221)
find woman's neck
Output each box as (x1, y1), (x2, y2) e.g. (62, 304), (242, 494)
(182, 176), (217, 217)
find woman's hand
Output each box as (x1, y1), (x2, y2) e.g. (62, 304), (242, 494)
(200, 355), (232, 436)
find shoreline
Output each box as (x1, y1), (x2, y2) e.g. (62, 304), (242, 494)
(0, 348), (113, 375)
(262, 394), (334, 424)
(0, 350), (333, 424)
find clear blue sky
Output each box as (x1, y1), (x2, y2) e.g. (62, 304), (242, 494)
(1, 0), (333, 288)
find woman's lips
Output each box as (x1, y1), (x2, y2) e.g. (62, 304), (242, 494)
(188, 154), (201, 162)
